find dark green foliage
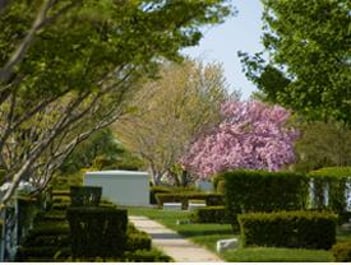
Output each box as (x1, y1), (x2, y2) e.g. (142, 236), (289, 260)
(60, 128), (144, 174)
(126, 223), (151, 251)
(238, 211), (337, 250)
(16, 246), (71, 261)
(308, 167), (351, 223)
(66, 207), (128, 258)
(65, 249), (172, 262)
(50, 171), (84, 191)
(69, 186), (102, 207)
(124, 249), (172, 262)
(126, 232), (152, 252)
(332, 241), (351, 262)
(191, 206), (229, 224)
(240, 0), (351, 124)
(0, 168), (6, 184)
(155, 192), (223, 209)
(221, 170), (308, 230)
(149, 186), (172, 205)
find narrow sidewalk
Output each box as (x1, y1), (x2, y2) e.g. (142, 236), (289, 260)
(129, 215), (223, 263)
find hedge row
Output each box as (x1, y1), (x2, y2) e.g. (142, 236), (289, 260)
(308, 167), (351, 223)
(220, 170), (308, 230)
(238, 210), (337, 250)
(149, 186), (172, 205)
(66, 207), (128, 258)
(155, 192), (223, 209)
(191, 206), (229, 224)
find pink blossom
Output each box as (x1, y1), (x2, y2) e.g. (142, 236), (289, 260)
(181, 100), (299, 179)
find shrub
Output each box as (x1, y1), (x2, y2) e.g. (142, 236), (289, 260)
(127, 224), (151, 251)
(191, 206), (229, 223)
(221, 170), (308, 231)
(70, 186), (102, 207)
(212, 175), (225, 193)
(155, 192), (223, 209)
(124, 249), (172, 262)
(308, 167), (351, 223)
(238, 210), (337, 250)
(332, 241), (351, 262)
(66, 207), (128, 258)
(149, 186), (171, 205)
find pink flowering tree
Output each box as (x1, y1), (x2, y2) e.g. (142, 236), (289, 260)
(181, 100), (299, 179)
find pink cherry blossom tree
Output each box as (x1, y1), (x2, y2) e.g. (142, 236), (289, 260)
(181, 100), (299, 179)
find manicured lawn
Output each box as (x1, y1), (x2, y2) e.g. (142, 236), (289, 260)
(222, 247), (333, 262)
(126, 206), (351, 262)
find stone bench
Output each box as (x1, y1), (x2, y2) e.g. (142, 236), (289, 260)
(188, 202), (206, 211)
(163, 202), (182, 211)
(216, 238), (239, 253)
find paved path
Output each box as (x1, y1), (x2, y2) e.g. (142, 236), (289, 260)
(129, 215), (223, 262)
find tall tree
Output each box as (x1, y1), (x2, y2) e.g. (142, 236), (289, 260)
(114, 60), (232, 185)
(293, 120), (351, 173)
(240, 0), (351, 123)
(0, 0), (232, 205)
(181, 100), (298, 179)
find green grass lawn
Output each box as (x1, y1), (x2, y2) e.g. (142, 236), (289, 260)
(126, 206), (351, 262)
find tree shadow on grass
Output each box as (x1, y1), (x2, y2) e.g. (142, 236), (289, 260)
(178, 228), (234, 237)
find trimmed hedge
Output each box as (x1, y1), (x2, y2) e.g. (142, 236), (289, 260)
(124, 249), (172, 262)
(66, 207), (127, 258)
(127, 224), (152, 251)
(332, 241), (351, 262)
(308, 167), (351, 223)
(221, 170), (308, 230)
(238, 210), (337, 250)
(191, 206), (229, 223)
(70, 186), (102, 207)
(149, 186), (171, 205)
(155, 192), (223, 209)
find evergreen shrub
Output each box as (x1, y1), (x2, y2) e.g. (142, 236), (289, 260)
(66, 207), (127, 258)
(221, 170), (308, 230)
(149, 186), (171, 205)
(155, 192), (223, 209)
(332, 241), (351, 262)
(238, 210), (337, 250)
(191, 206), (229, 223)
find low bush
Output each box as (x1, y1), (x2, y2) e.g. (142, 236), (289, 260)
(212, 174), (224, 193)
(66, 207), (127, 258)
(238, 210), (337, 250)
(149, 186), (171, 205)
(124, 249), (172, 262)
(15, 246), (71, 260)
(127, 223), (152, 251)
(332, 241), (351, 262)
(191, 206), (229, 223)
(155, 192), (223, 209)
(65, 249), (172, 262)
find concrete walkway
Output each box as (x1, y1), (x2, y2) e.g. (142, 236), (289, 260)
(129, 215), (223, 262)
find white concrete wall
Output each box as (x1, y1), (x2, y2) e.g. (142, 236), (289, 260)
(84, 170), (149, 206)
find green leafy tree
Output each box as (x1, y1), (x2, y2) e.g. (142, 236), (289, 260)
(59, 128), (144, 174)
(0, 0), (232, 206)
(293, 120), (351, 173)
(114, 60), (233, 185)
(240, 0), (351, 123)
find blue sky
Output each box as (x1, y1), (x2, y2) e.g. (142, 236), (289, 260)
(182, 0), (264, 99)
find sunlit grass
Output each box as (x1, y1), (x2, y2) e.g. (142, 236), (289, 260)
(126, 206), (351, 262)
